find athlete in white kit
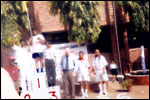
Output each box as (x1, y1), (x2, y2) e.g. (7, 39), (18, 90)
(76, 51), (90, 99)
(92, 49), (109, 95)
(13, 39), (34, 94)
(29, 29), (46, 73)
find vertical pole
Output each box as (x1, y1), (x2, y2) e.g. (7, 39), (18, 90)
(26, 9), (33, 38)
(23, 1), (33, 38)
(141, 45), (146, 74)
(25, 2), (33, 53)
(113, 1), (123, 77)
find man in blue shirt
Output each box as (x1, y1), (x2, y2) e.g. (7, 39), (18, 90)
(60, 48), (76, 99)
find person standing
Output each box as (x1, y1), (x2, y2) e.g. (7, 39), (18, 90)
(14, 39), (34, 94)
(92, 49), (109, 95)
(29, 29), (46, 73)
(44, 41), (56, 87)
(110, 59), (118, 82)
(60, 48), (76, 99)
(76, 51), (90, 98)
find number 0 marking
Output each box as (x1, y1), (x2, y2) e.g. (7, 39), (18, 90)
(24, 94), (31, 99)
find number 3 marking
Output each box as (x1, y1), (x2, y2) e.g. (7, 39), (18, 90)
(49, 91), (58, 99)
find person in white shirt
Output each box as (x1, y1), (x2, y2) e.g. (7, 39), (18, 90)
(29, 29), (46, 73)
(92, 49), (109, 95)
(76, 51), (90, 98)
(44, 41), (56, 87)
(110, 59), (118, 82)
(16, 39), (34, 94)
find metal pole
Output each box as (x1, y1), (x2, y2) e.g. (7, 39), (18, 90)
(141, 45), (146, 74)
(26, 10), (33, 38)
(25, 4), (33, 53)
(113, 1), (123, 77)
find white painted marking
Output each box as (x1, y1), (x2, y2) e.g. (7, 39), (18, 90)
(117, 93), (131, 99)
(97, 95), (111, 99)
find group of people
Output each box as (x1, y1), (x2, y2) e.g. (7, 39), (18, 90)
(4, 29), (119, 99)
(60, 48), (117, 99)
(4, 29), (57, 95)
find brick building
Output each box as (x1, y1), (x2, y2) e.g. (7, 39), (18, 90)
(1, 1), (149, 74)
(26, 1), (130, 74)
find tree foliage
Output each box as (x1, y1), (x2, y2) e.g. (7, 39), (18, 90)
(118, 1), (149, 33)
(49, 1), (101, 44)
(1, 1), (29, 48)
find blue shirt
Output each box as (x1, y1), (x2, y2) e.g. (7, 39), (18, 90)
(60, 54), (76, 71)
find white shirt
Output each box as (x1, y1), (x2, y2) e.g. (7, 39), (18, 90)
(92, 55), (108, 70)
(44, 47), (56, 60)
(13, 45), (29, 67)
(32, 34), (46, 53)
(76, 59), (90, 73)
(110, 63), (117, 69)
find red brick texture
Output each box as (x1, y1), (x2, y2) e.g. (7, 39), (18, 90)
(129, 48), (149, 70)
(28, 1), (115, 33)
(29, 1), (65, 33)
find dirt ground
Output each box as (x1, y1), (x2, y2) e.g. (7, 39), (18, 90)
(1, 68), (149, 99)
(75, 81), (149, 99)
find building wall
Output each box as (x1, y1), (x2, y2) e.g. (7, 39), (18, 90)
(28, 1), (115, 33)
(28, 1), (65, 33)
(33, 1), (66, 32)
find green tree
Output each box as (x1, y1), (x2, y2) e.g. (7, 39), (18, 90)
(49, 1), (101, 44)
(118, 1), (149, 33)
(117, 1), (149, 47)
(1, 1), (29, 48)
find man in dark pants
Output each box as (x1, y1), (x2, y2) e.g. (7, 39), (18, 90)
(44, 41), (56, 87)
(60, 48), (76, 99)
(45, 59), (56, 87)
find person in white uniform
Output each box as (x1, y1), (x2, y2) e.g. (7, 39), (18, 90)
(76, 51), (90, 98)
(110, 59), (118, 82)
(16, 39), (34, 94)
(92, 49), (109, 95)
(29, 29), (46, 73)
